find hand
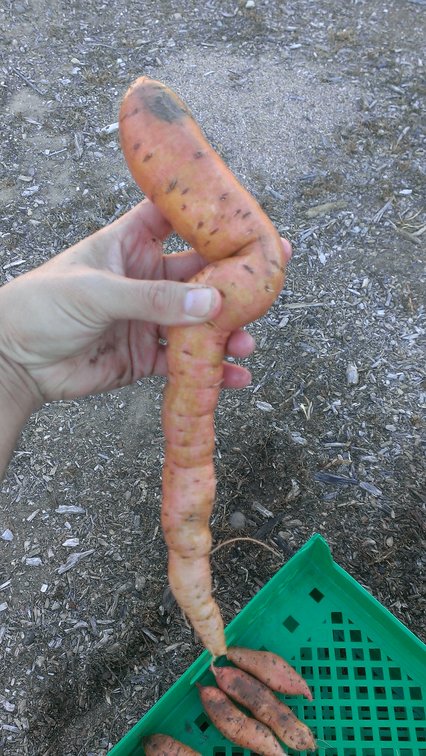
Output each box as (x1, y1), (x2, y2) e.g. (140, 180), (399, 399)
(0, 199), (291, 405)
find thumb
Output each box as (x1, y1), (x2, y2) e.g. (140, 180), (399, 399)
(102, 275), (222, 326)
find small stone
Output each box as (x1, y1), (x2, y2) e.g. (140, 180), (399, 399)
(229, 511), (246, 530)
(246, 0), (255, 7)
(1, 529), (14, 541)
(346, 363), (359, 385)
(385, 536), (394, 548)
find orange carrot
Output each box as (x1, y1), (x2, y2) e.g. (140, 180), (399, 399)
(143, 733), (200, 755)
(227, 646), (313, 700)
(213, 666), (316, 752)
(119, 77), (286, 658)
(197, 684), (286, 755)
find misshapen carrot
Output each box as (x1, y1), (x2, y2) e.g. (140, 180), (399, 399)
(213, 666), (316, 752)
(119, 78), (286, 658)
(197, 684), (286, 755)
(227, 646), (313, 700)
(143, 733), (200, 755)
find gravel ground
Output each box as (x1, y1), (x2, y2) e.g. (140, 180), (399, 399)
(0, 1), (425, 754)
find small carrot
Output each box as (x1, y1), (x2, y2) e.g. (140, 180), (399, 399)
(143, 733), (200, 755)
(227, 646), (313, 700)
(197, 684), (286, 755)
(213, 666), (316, 752)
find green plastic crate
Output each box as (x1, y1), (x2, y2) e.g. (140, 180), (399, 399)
(110, 534), (426, 755)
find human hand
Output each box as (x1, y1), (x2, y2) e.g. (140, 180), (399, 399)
(0, 199), (291, 406)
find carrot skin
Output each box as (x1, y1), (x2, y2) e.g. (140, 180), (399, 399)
(214, 666), (316, 752)
(227, 646), (313, 700)
(143, 733), (200, 755)
(197, 685), (286, 756)
(120, 77), (286, 659)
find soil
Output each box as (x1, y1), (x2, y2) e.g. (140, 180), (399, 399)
(0, 1), (425, 755)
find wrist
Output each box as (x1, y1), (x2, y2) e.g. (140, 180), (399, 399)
(0, 352), (42, 419)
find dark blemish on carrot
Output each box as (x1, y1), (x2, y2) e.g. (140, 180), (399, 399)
(133, 142), (141, 151)
(234, 208), (241, 215)
(194, 150), (204, 159)
(197, 220), (204, 229)
(243, 264), (255, 274)
(204, 240), (211, 246)
(242, 211), (252, 219)
(181, 204), (187, 210)
(182, 349), (193, 356)
(166, 178), (178, 193)
(219, 192), (229, 200)
(210, 228), (219, 235)
(218, 289), (226, 298)
(280, 264), (286, 273)
(143, 152), (153, 162)
(142, 87), (189, 123)
(181, 187), (190, 195)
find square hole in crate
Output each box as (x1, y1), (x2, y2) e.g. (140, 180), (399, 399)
(391, 686), (405, 700)
(350, 629), (362, 642)
(389, 667), (402, 680)
(231, 751), (244, 755)
(322, 705), (335, 719)
(356, 686), (369, 699)
(361, 750), (376, 756)
(338, 686), (351, 699)
(320, 685), (333, 699)
(374, 686), (387, 700)
(342, 726), (355, 741)
(376, 705), (390, 720)
(301, 665), (314, 677)
(360, 726), (374, 741)
(394, 705), (407, 720)
(352, 647), (364, 661)
(379, 727), (392, 741)
(303, 705), (316, 719)
(196, 713), (210, 732)
(358, 705), (371, 720)
(335, 647), (347, 660)
(282, 615), (299, 632)
(369, 648), (381, 661)
(372, 667), (384, 680)
(318, 666), (331, 679)
(317, 647), (330, 660)
(397, 727), (410, 741)
(342, 750), (356, 756)
(413, 705), (426, 720)
(340, 705), (353, 720)
(416, 727), (426, 741)
(300, 647), (312, 660)
(309, 587), (324, 602)
(337, 666), (349, 680)
(333, 628), (345, 642)
(409, 686), (422, 700)
(331, 611), (344, 623)
(322, 726), (336, 741)
(354, 666), (367, 680)
(213, 751), (226, 755)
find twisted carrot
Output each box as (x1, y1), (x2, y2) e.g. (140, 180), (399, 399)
(119, 77), (286, 658)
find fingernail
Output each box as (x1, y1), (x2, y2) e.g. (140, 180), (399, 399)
(184, 288), (216, 317)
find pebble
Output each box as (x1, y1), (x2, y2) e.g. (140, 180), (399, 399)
(346, 363), (359, 385)
(246, 0), (255, 6)
(1, 529), (14, 541)
(230, 510), (246, 529)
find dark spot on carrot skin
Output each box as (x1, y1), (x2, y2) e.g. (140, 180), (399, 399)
(166, 179), (178, 193)
(143, 152), (153, 162)
(119, 106), (139, 121)
(181, 187), (190, 194)
(210, 228), (219, 235)
(194, 150), (204, 159)
(140, 86), (190, 123)
(242, 211), (252, 219)
(234, 208), (241, 215)
(204, 240), (211, 246)
(182, 349), (193, 356)
(181, 204), (187, 210)
(219, 192), (229, 200)
(133, 142), (141, 151)
(243, 264), (255, 274)
(197, 220), (204, 229)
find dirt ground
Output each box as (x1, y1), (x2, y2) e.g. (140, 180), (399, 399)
(0, 0), (425, 754)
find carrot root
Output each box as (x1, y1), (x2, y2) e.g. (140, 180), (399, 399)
(227, 646), (313, 700)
